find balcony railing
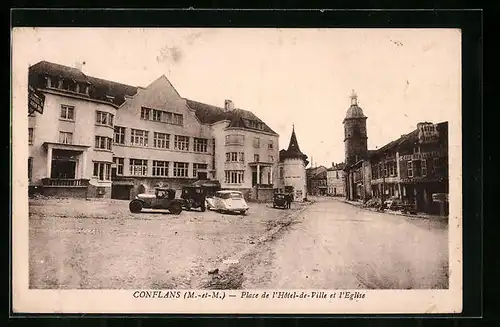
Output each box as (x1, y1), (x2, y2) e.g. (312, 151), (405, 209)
(41, 178), (90, 187)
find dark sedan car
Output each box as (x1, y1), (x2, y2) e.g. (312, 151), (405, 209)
(273, 193), (290, 209)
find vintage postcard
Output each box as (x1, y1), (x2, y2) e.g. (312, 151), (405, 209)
(12, 27), (462, 314)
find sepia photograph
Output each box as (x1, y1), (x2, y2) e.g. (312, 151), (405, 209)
(12, 27), (462, 314)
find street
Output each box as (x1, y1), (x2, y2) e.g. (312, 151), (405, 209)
(29, 196), (448, 290)
(240, 196), (449, 289)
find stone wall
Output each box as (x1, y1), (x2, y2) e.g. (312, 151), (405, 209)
(42, 186), (89, 198)
(87, 184), (112, 199)
(248, 186), (274, 202)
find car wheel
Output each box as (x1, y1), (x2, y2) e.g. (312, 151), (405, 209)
(201, 206), (206, 212)
(129, 200), (143, 213)
(169, 203), (182, 215)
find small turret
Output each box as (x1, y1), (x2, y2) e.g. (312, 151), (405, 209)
(278, 125), (309, 201)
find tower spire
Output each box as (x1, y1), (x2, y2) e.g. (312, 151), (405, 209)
(350, 89), (358, 106)
(288, 125), (300, 152)
(281, 124), (308, 166)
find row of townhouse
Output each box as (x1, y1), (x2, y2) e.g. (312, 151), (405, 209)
(306, 163), (346, 197)
(344, 121), (449, 215)
(27, 61), (280, 200)
(326, 162), (345, 196)
(306, 166), (327, 196)
(341, 90), (449, 214)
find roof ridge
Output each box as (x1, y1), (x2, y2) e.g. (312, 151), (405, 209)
(186, 98), (278, 134)
(29, 60), (138, 106)
(31, 60), (138, 89)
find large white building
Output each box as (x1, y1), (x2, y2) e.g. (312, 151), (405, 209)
(27, 61), (280, 200)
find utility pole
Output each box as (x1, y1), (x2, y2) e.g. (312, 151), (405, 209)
(381, 166), (386, 210)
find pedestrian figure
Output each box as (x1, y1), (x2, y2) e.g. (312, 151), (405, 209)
(286, 193), (292, 209)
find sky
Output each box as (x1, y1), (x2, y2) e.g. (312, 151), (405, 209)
(13, 28), (461, 168)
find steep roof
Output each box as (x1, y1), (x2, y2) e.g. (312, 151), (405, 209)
(311, 170), (327, 180)
(344, 104), (367, 120)
(343, 90), (367, 121)
(28, 61), (138, 106)
(279, 126), (309, 164)
(369, 121), (448, 158)
(29, 61), (88, 82)
(185, 99), (278, 134)
(307, 165), (327, 178)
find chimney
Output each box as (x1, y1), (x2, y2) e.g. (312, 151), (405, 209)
(74, 61), (86, 72)
(332, 162), (335, 167)
(224, 99), (234, 112)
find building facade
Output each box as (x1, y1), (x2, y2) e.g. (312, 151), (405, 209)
(341, 90), (449, 214)
(186, 99), (279, 201)
(369, 121), (449, 214)
(28, 61), (279, 200)
(326, 162), (345, 196)
(277, 126), (309, 201)
(306, 166), (328, 196)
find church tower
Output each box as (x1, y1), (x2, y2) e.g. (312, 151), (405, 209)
(343, 90), (368, 166)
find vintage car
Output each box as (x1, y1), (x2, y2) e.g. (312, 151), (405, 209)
(210, 190), (249, 215)
(129, 187), (184, 215)
(383, 197), (417, 214)
(191, 179), (221, 198)
(383, 197), (404, 211)
(273, 193), (290, 209)
(180, 186), (206, 212)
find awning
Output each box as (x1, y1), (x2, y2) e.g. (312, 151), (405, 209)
(43, 142), (90, 151)
(192, 179), (221, 188)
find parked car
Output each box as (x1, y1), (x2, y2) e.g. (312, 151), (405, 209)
(273, 193), (289, 209)
(384, 197), (404, 211)
(384, 197), (417, 214)
(129, 187), (184, 215)
(191, 179), (221, 198)
(210, 190), (249, 215)
(180, 186), (206, 212)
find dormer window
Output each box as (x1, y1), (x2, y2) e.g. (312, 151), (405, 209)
(57, 76), (63, 89)
(247, 119), (264, 130)
(45, 76), (52, 88)
(69, 79), (77, 92)
(105, 95), (115, 102)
